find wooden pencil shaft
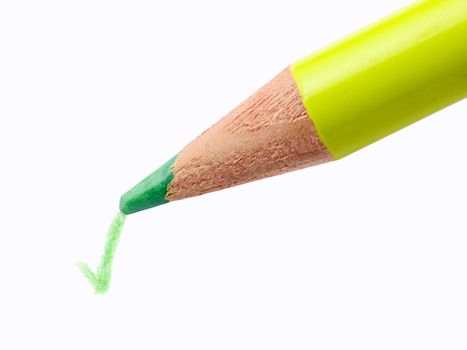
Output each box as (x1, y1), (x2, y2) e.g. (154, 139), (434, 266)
(119, 1), (467, 215)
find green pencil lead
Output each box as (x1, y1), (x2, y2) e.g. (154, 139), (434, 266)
(78, 211), (126, 294)
(119, 155), (178, 215)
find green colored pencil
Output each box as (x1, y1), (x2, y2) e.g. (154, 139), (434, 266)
(120, 0), (467, 215)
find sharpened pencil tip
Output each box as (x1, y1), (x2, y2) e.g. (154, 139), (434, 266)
(119, 155), (178, 215)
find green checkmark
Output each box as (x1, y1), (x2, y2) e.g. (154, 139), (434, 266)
(78, 212), (126, 294)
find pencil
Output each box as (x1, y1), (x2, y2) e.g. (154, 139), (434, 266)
(120, 0), (467, 215)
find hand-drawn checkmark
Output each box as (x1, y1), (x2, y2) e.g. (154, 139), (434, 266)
(78, 212), (126, 294)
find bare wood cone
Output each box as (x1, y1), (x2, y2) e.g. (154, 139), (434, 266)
(167, 67), (333, 201)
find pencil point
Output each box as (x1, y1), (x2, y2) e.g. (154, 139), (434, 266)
(119, 155), (178, 215)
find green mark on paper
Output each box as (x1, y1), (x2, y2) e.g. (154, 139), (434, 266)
(78, 212), (126, 294)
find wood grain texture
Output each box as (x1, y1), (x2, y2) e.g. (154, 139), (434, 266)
(167, 67), (333, 201)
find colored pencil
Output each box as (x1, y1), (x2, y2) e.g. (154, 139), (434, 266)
(120, 0), (467, 215)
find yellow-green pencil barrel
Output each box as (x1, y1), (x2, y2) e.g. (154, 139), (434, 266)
(291, 0), (467, 159)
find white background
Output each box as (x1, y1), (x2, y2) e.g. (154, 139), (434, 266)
(1, 0), (466, 349)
